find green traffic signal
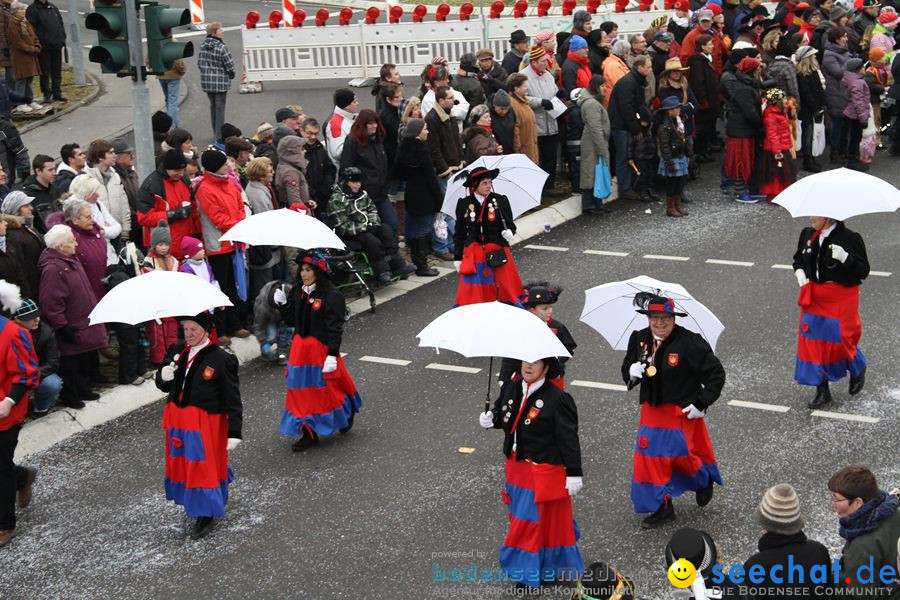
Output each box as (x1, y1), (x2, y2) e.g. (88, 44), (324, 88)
(85, 0), (129, 74)
(145, 4), (194, 74)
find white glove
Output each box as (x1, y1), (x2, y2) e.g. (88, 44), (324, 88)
(454, 260), (461, 272)
(273, 285), (287, 306)
(795, 268), (809, 287)
(682, 404), (706, 419)
(830, 244), (848, 263)
(629, 362), (646, 379)
(501, 229), (514, 243)
(434, 214), (448, 240)
(226, 438), (241, 451)
(479, 411), (494, 429)
(0, 397), (14, 419)
(323, 355), (338, 373)
(160, 360), (177, 382)
(566, 476), (583, 497)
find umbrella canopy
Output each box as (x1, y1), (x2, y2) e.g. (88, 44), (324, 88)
(440, 154), (548, 219)
(772, 168), (900, 221)
(89, 270), (233, 325)
(417, 301), (571, 362)
(219, 208), (346, 250)
(579, 276), (725, 351)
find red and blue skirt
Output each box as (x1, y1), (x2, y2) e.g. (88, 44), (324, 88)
(499, 453), (583, 588)
(280, 334), (362, 438)
(631, 402), (722, 514)
(163, 403), (233, 518)
(795, 282), (866, 385)
(455, 242), (525, 307)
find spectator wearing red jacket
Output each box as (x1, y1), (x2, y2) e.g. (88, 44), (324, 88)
(561, 35), (592, 97)
(136, 149), (200, 254)
(759, 88), (797, 199)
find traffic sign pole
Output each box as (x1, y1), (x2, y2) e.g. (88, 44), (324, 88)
(125, 0), (155, 180)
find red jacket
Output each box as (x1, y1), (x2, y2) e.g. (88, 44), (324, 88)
(763, 105), (793, 152)
(136, 166), (200, 252)
(195, 174), (245, 256)
(681, 26), (725, 75)
(0, 316), (40, 431)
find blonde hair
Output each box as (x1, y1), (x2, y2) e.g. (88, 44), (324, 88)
(246, 157), (273, 181)
(206, 21), (222, 36)
(70, 174), (102, 200)
(796, 54), (821, 75)
(401, 96), (422, 125)
(762, 29), (781, 52)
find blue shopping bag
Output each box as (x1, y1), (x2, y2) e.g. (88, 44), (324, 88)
(593, 155), (611, 199)
(232, 246), (248, 302)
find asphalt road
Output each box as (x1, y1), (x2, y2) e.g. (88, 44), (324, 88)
(3, 145), (898, 599)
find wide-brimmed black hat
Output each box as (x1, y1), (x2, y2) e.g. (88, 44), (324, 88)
(523, 281), (562, 307)
(634, 293), (688, 317)
(178, 312), (212, 330)
(665, 527), (718, 579)
(509, 29), (528, 44)
(461, 166), (500, 188)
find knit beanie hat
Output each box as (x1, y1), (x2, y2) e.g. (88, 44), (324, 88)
(756, 483), (804, 535)
(402, 118), (425, 139)
(492, 88), (511, 107)
(151, 110), (173, 133)
(201, 150), (228, 174)
(573, 9), (592, 28)
(150, 220), (171, 248)
(162, 148), (187, 170)
(869, 47), (886, 62)
(334, 88), (356, 109)
(878, 10), (898, 26)
(569, 35), (588, 52)
(795, 45), (818, 62)
(845, 57), (865, 72)
(534, 29), (554, 43)
(181, 236), (204, 260)
(529, 45), (547, 62)
(737, 56), (761, 73)
(219, 123), (242, 141)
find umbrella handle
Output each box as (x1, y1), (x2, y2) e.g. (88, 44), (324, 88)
(484, 355), (494, 413)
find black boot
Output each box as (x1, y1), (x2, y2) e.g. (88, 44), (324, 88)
(190, 517), (215, 540)
(849, 368), (866, 395)
(339, 412), (355, 435)
(291, 427), (319, 452)
(641, 497), (675, 529)
(807, 382), (833, 409)
(411, 238), (438, 277)
(696, 481), (714, 507)
(802, 159), (822, 173)
(844, 158), (869, 172)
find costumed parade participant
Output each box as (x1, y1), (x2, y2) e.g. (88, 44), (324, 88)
(792, 216), (869, 409)
(621, 294), (725, 529)
(156, 313), (242, 540)
(498, 281), (577, 387)
(479, 357), (584, 588)
(452, 167), (525, 307)
(274, 251), (362, 452)
(0, 281), (39, 547)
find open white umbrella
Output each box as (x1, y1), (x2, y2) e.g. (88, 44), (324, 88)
(440, 154), (548, 219)
(219, 208), (346, 250)
(579, 276), (725, 351)
(89, 270), (232, 325)
(772, 168), (900, 221)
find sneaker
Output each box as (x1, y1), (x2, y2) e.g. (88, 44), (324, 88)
(129, 376), (145, 386)
(11, 105), (32, 114)
(735, 193), (758, 204)
(29, 101), (43, 110)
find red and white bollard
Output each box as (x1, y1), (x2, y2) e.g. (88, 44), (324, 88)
(282, 0), (296, 26)
(189, 0), (204, 30)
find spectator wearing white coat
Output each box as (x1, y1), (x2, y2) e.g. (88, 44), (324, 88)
(83, 139), (130, 244)
(325, 88), (359, 168)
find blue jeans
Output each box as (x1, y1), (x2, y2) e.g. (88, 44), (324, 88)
(372, 195), (398, 233)
(610, 128), (633, 195)
(830, 115), (848, 157)
(432, 176), (456, 254)
(159, 79), (180, 127)
(4, 68), (23, 106)
(33, 373), (62, 412)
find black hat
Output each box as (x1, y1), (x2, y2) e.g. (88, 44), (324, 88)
(219, 122), (242, 141)
(162, 148), (187, 170)
(200, 150), (228, 174)
(14, 298), (40, 320)
(178, 312), (212, 330)
(523, 281), (561, 307)
(579, 562), (635, 600)
(536, 356), (562, 380)
(402, 118), (425, 139)
(634, 293), (688, 317)
(275, 107), (299, 122)
(492, 89), (511, 108)
(341, 166), (364, 183)
(509, 29), (528, 44)
(665, 528), (718, 579)
(334, 88), (356, 109)
(458, 166), (500, 188)
(151, 110), (173, 133)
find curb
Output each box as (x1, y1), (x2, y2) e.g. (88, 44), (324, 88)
(103, 75), (193, 143)
(18, 71), (102, 135)
(16, 193), (584, 460)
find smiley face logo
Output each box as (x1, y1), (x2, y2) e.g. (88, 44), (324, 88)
(667, 558), (696, 588)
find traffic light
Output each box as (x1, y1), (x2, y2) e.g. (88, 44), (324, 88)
(85, 0), (130, 75)
(144, 3), (193, 74)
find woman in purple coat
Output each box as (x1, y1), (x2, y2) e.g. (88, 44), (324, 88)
(61, 199), (109, 303)
(38, 225), (109, 409)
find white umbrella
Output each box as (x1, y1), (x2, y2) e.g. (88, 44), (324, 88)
(417, 301), (571, 362)
(772, 168), (900, 221)
(440, 154), (548, 219)
(219, 208), (346, 250)
(89, 270), (233, 325)
(579, 276), (725, 351)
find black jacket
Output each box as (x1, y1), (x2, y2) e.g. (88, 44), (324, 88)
(25, 0), (65, 48)
(392, 137), (442, 216)
(424, 106), (464, 177)
(792, 222), (869, 287)
(721, 70), (763, 138)
(499, 318), (577, 384)
(479, 62), (509, 98)
(21, 175), (55, 229)
(136, 164), (193, 217)
(379, 103), (402, 168)
(656, 114), (691, 164)
(453, 72), (485, 112)
(649, 44), (670, 88)
(303, 139), (337, 209)
(797, 71), (825, 122)
(687, 53), (722, 118)
(0, 118), (29, 185)
(738, 532), (833, 599)
(608, 71), (649, 133)
(488, 377), (582, 476)
(6, 216), (44, 295)
(489, 105), (516, 155)
(339, 135), (389, 200)
(0, 243), (31, 298)
(32, 321), (59, 377)
(453, 191), (516, 261)
(621, 325), (725, 411)
(280, 283), (346, 357)
(156, 342), (243, 439)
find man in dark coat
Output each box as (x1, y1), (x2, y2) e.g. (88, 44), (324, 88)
(136, 150), (198, 254)
(112, 138), (141, 246)
(501, 29), (529, 76)
(622, 294), (725, 528)
(475, 48), (508, 98)
(0, 117), (29, 187)
(424, 86), (464, 260)
(648, 32), (674, 90)
(452, 53), (485, 115)
(25, 0), (66, 102)
(300, 118), (336, 216)
(489, 89), (516, 155)
(21, 154), (56, 231)
(607, 58), (651, 200)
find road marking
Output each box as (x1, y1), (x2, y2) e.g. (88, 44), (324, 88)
(426, 363), (481, 374)
(583, 250), (629, 257)
(706, 259), (755, 267)
(870, 271), (892, 277)
(570, 380), (628, 392)
(172, 24), (243, 39)
(771, 264), (793, 270)
(728, 400), (791, 413)
(359, 355), (411, 366)
(811, 410), (879, 424)
(643, 254), (690, 261)
(525, 244), (569, 252)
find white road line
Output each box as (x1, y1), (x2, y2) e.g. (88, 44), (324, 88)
(728, 400), (791, 413)
(870, 271), (892, 277)
(771, 264), (793, 270)
(524, 244), (570, 252)
(426, 363), (482, 374)
(583, 250), (629, 257)
(811, 410), (880, 424)
(570, 380), (628, 392)
(359, 355), (411, 366)
(706, 259), (755, 267)
(643, 254), (690, 261)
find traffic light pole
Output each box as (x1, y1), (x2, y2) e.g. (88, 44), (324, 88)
(125, 0), (155, 180)
(66, 0), (85, 85)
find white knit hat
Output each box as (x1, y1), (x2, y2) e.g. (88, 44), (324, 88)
(756, 483), (804, 535)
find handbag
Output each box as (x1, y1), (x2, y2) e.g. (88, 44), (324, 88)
(485, 248), (508, 268)
(812, 113), (826, 157)
(593, 155), (612, 199)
